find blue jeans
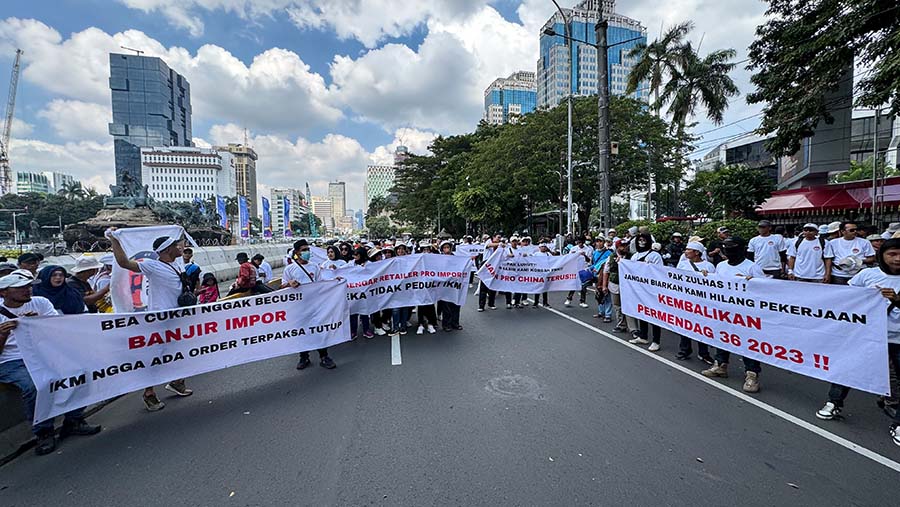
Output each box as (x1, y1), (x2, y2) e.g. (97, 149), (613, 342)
(0, 359), (85, 436)
(349, 314), (370, 337)
(597, 297), (612, 319)
(392, 308), (410, 331)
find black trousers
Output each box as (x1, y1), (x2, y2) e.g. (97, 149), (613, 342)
(299, 348), (328, 360)
(478, 281), (496, 309)
(532, 293), (549, 305)
(438, 301), (460, 329)
(418, 304), (438, 326)
(639, 320), (661, 344)
(567, 287), (587, 303)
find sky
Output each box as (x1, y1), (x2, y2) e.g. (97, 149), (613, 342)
(0, 0), (769, 212)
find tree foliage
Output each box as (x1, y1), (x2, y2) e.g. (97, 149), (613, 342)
(830, 158), (900, 183)
(365, 215), (396, 239)
(388, 96), (685, 236)
(682, 165), (775, 218)
(748, 0), (900, 156)
(0, 191), (104, 240)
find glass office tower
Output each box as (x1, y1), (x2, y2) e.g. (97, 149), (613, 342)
(108, 53), (192, 190)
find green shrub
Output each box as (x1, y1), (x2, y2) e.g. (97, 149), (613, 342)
(648, 221), (692, 241)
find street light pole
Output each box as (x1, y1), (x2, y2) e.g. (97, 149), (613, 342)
(596, 20), (612, 230)
(550, 0), (574, 236)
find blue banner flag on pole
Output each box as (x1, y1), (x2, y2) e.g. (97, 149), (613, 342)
(283, 196), (292, 238)
(262, 197), (272, 239)
(239, 195), (249, 238)
(216, 195), (228, 229)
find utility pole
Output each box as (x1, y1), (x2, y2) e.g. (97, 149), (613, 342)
(596, 20), (612, 230)
(549, 1), (573, 236)
(871, 108), (881, 224)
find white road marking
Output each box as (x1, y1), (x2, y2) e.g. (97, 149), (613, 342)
(543, 305), (900, 474)
(391, 335), (402, 365)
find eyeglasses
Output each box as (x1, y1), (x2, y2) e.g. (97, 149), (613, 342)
(845, 228), (858, 232)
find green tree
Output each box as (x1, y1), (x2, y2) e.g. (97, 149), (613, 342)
(683, 165), (774, 218)
(831, 158), (900, 183)
(57, 181), (87, 201)
(365, 215), (395, 238)
(626, 21), (694, 116)
(367, 195), (390, 217)
(748, 1), (900, 156)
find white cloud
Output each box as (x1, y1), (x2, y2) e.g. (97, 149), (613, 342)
(370, 127), (437, 165)
(119, 0), (205, 36)
(330, 6), (536, 134)
(10, 118), (34, 138)
(38, 100), (112, 142)
(0, 18), (341, 137)
(8, 138), (114, 193)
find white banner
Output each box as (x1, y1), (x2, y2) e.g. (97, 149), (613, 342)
(476, 248), (582, 293)
(454, 244), (484, 272)
(16, 281), (350, 423)
(310, 246), (329, 266)
(620, 261), (890, 394)
(108, 226), (198, 313)
(321, 254), (471, 314)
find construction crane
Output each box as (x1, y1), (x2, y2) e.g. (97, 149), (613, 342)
(305, 182), (318, 237)
(1, 49), (23, 196)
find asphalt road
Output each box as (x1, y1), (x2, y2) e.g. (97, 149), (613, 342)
(2, 287), (899, 506)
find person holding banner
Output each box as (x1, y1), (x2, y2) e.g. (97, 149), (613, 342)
(108, 231), (194, 410)
(282, 239), (337, 370)
(815, 238), (900, 447)
(0, 270), (102, 456)
(531, 244), (552, 308)
(700, 237), (766, 393)
(602, 239), (630, 333)
(675, 242), (716, 363)
(627, 234), (665, 351)
(321, 246), (347, 270)
(478, 234), (502, 312)
(566, 237), (593, 308)
(438, 241), (463, 331)
(349, 246), (375, 339)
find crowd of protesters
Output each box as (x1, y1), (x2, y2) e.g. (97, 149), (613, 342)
(2, 217), (900, 456)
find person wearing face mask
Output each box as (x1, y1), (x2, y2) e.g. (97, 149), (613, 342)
(675, 242), (716, 363)
(701, 237), (765, 393)
(814, 238), (900, 448)
(628, 233), (665, 351)
(282, 239), (336, 370)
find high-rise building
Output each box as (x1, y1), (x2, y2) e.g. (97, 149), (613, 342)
(14, 171), (52, 194)
(484, 71), (537, 125)
(141, 146), (237, 203)
(311, 196), (334, 230)
(328, 181), (347, 219)
(271, 187), (305, 231)
(108, 53), (192, 191)
(214, 143), (258, 217)
(364, 146), (409, 209)
(536, 0), (647, 109)
(354, 209), (365, 229)
(41, 172), (77, 194)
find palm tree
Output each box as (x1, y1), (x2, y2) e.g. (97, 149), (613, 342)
(626, 21), (694, 117)
(57, 181), (86, 200)
(658, 44), (741, 135)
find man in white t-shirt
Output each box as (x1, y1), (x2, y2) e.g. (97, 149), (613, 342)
(109, 229), (194, 411)
(0, 269), (102, 456)
(282, 239), (336, 371)
(787, 223), (826, 283)
(824, 221), (875, 285)
(814, 238), (900, 447)
(747, 220), (786, 278)
(702, 237), (766, 393)
(566, 237), (594, 308)
(675, 242), (716, 363)
(252, 254), (274, 284)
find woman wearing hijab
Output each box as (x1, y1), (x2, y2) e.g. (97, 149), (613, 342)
(321, 245), (347, 270)
(34, 266), (86, 315)
(339, 242), (354, 262)
(350, 246), (374, 339)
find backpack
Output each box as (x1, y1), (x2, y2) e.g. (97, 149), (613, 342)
(794, 236), (826, 258)
(164, 263), (198, 307)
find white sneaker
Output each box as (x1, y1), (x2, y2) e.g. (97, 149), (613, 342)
(564, 299), (572, 306)
(816, 402), (841, 420)
(648, 343), (660, 352)
(579, 302), (589, 308)
(426, 325), (436, 334)
(469, 283), (474, 288)
(416, 325), (424, 335)
(374, 328), (386, 336)
(628, 337), (650, 345)
(891, 426), (900, 447)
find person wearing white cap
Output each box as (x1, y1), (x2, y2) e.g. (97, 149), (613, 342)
(824, 220), (875, 285)
(67, 254), (107, 313)
(565, 236), (593, 308)
(0, 269), (102, 455)
(664, 232), (685, 267)
(747, 220), (787, 279)
(883, 222), (900, 240)
(108, 228), (194, 411)
(786, 224), (827, 283)
(530, 243), (552, 308)
(675, 242), (716, 363)
(438, 241), (463, 331)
